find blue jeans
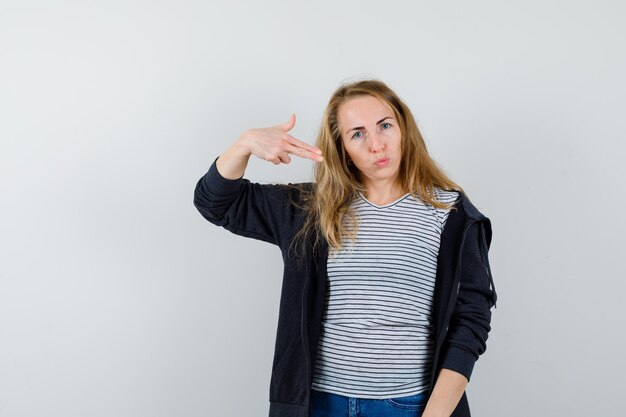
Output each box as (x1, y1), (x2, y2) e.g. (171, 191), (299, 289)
(310, 389), (427, 417)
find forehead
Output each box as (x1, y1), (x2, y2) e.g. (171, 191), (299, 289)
(338, 95), (393, 126)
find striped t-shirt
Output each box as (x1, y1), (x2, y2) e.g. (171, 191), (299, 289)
(311, 188), (459, 398)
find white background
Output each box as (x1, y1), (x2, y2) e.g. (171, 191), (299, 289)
(1, 1), (625, 416)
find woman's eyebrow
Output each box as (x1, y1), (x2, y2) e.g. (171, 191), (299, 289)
(345, 117), (393, 135)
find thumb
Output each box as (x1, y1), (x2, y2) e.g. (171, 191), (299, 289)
(279, 113), (296, 132)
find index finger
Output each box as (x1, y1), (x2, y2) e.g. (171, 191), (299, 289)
(285, 143), (324, 162)
(287, 134), (322, 155)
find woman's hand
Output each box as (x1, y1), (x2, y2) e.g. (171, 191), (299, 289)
(422, 369), (468, 417)
(215, 114), (322, 180)
(239, 114), (324, 165)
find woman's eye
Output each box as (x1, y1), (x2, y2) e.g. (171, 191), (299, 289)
(352, 131), (362, 140)
(381, 122), (391, 129)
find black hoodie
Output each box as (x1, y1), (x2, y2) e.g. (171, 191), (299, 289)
(194, 158), (497, 417)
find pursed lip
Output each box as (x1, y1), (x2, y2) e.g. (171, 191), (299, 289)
(374, 157), (389, 164)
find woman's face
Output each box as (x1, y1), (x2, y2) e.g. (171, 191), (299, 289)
(338, 95), (402, 190)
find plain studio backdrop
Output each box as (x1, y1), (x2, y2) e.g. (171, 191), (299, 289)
(1, 1), (625, 416)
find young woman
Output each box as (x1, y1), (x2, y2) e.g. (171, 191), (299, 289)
(194, 79), (497, 417)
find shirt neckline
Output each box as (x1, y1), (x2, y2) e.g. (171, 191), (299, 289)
(357, 191), (412, 209)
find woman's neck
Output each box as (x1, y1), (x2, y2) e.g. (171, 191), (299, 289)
(361, 180), (406, 206)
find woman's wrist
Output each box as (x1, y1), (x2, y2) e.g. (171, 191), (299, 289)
(233, 130), (253, 157)
(215, 133), (254, 180)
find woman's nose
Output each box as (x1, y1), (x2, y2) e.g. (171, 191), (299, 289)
(369, 133), (385, 152)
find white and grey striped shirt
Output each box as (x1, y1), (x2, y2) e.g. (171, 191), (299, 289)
(311, 188), (459, 398)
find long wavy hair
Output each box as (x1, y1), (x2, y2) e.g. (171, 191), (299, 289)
(289, 79), (464, 261)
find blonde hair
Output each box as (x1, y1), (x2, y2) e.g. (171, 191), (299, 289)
(289, 79), (463, 260)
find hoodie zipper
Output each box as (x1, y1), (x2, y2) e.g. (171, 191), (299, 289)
(302, 266), (311, 398)
(430, 220), (475, 390)
(439, 221), (474, 344)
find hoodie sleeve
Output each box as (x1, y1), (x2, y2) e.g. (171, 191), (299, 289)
(440, 219), (497, 382)
(193, 157), (293, 248)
